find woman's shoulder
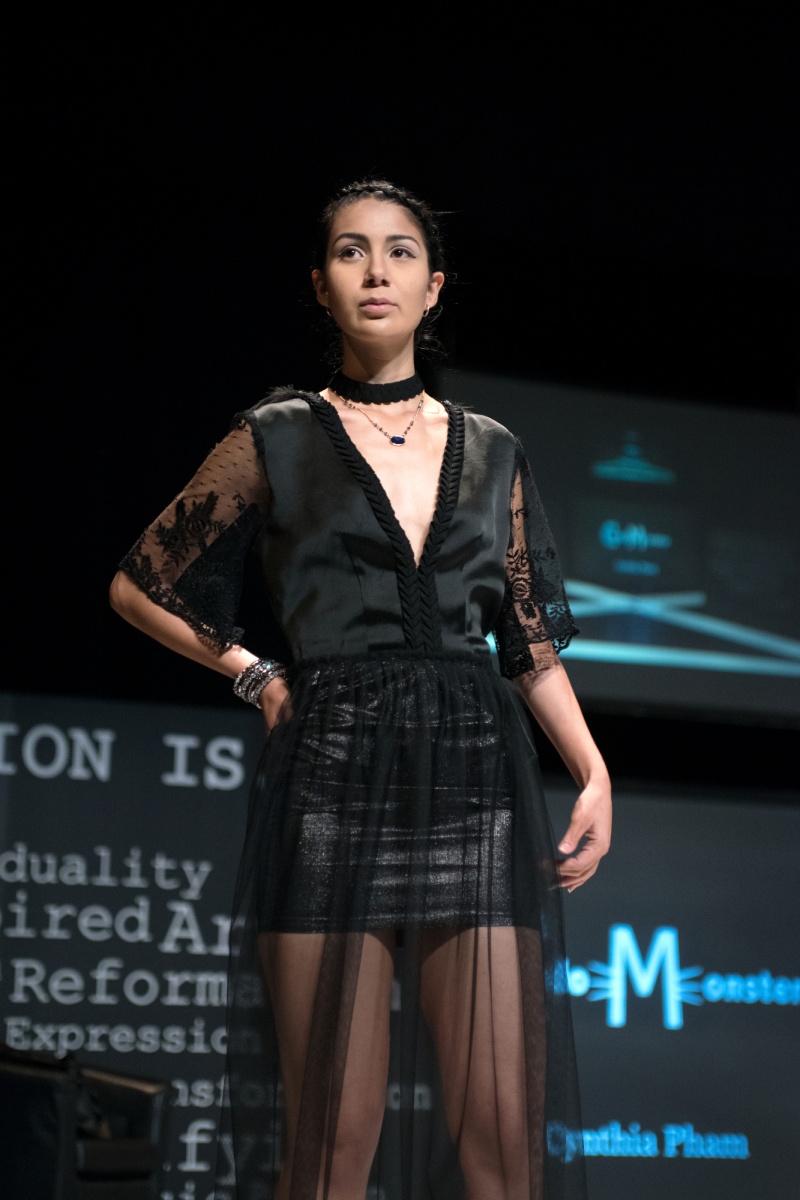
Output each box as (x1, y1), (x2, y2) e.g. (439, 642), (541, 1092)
(234, 386), (322, 428)
(443, 400), (519, 449)
(258, 385), (323, 408)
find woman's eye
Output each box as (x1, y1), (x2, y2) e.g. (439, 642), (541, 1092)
(338, 246), (362, 259)
(390, 246), (414, 258)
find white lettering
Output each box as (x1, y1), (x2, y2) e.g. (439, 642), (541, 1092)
(89, 957), (124, 1004)
(0, 843), (26, 882)
(159, 902), (208, 955)
(29, 853), (58, 884)
(189, 1017), (211, 1053)
(178, 1118), (216, 1172)
(193, 973), (227, 1008)
(181, 861), (213, 901)
(56, 1025), (85, 1054)
(60, 855), (89, 885)
(114, 897), (152, 943)
(137, 1025), (160, 1053)
(122, 847), (148, 889)
(42, 904), (78, 939)
(86, 1025), (111, 1052)
(190, 1080), (216, 1108)
(153, 852), (180, 890)
(0, 722), (19, 775)
(122, 970), (160, 1007)
(385, 1083), (432, 1111)
(163, 971), (194, 1006)
(162, 734), (201, 787)
(66, 728), (116, 782)
(49, 968), (84, 1004)
(77, 905), (114, 941)
(10, 959), (48, 1003)
(21, 725), (70, 778)
(109, 1025), (136, 1053)
(4, 1017), (229, 1058)
(91, 846), (118, 887)
(4, 1016), (31, 1048)
(203, 737), (245, 791)
(5, 890), (35, 937)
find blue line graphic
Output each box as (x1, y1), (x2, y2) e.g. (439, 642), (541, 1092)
(558, 581), (800, 675)
(561, 641), (800, 675)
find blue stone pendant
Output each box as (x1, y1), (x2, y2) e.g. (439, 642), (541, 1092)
(390, 435), (406, 445)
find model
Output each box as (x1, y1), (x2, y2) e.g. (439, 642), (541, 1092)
(110, 179), (612, 1200)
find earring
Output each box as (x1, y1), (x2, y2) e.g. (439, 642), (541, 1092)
(423, 306), (430, 318)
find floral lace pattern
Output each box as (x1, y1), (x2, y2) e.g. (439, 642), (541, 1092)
(493, 439), (578, 679)
(119, 421), (269, 652)
(154, 494), (229, 568)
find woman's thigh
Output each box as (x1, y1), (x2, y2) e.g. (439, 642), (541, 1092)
(420, 926), (546, 1191)
(258, 929), (395, 1154)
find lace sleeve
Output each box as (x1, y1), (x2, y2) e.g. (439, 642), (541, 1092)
(492, 438), (579, 679)
(119, 416), (269, 651)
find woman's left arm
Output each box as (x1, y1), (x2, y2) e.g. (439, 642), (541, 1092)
(515, 659), (612, 891)
(493, 434), (611, 890)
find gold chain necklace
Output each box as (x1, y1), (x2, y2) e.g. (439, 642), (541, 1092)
(338, 392), (425, 446)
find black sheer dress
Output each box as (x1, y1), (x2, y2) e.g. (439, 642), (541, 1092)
(120, 389), (587, 1200)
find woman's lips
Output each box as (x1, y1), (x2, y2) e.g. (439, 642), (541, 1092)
(360, 300), (395, 312)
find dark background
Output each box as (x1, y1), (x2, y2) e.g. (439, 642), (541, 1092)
(8, 20), (799, 790)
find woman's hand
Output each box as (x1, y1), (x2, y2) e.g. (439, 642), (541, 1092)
(556, 776), (612, 892)
(260, 676), (292, 735)
(513, 659), (612, 893)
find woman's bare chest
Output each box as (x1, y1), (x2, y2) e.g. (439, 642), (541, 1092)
(334, 404), (449, 568)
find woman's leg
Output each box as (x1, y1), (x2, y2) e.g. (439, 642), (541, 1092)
(421, 926), (547, 1200)
(259, 929), (394, 1200)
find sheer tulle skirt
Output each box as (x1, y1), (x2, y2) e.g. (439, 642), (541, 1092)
(215, 654), (586, 1200)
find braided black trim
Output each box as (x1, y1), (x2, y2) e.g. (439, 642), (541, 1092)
(305, 395), (464, 654)
(416, 405), (464, 652)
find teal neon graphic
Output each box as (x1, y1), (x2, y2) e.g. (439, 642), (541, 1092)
(599, 520), (672, 551)
(591, 435), (675, 484)
(613, 560), (661, 576)
(566, 924), (800, 1028)
(547, 1117), (750, 1161)
(587, 926), (702, 1029)
(561, 581), (800, 676)
(662, 1125), (749, 1160)
(577, 1121), (750, 1160)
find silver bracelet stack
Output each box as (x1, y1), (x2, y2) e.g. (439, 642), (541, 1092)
(233, 659), (288, 707)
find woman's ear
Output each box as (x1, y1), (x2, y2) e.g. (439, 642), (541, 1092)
(426, 270), (445, 309)
(311, 268), (329, 308)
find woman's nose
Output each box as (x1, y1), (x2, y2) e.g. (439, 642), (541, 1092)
(363, 255), (389, 286)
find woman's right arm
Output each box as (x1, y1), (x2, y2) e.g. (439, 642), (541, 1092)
(110, 417), (289, 728)
(109, 570), (256, 678)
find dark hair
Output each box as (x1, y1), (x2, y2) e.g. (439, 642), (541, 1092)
(314, 179), (447, 360)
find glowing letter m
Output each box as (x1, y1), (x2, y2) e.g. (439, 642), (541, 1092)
(607, 925), (683, 1029)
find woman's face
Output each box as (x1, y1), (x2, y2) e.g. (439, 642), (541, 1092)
(312, 197), (443, 348)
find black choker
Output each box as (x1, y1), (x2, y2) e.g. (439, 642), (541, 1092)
(328, 370), (424, 405)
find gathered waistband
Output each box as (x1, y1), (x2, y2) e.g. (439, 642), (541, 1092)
(290, 648), (496, 676)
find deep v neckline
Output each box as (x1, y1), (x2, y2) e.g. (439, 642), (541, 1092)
(307, 393), (465, 575)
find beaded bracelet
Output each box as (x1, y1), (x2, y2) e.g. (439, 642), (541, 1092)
(233, 659), (288, 707)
